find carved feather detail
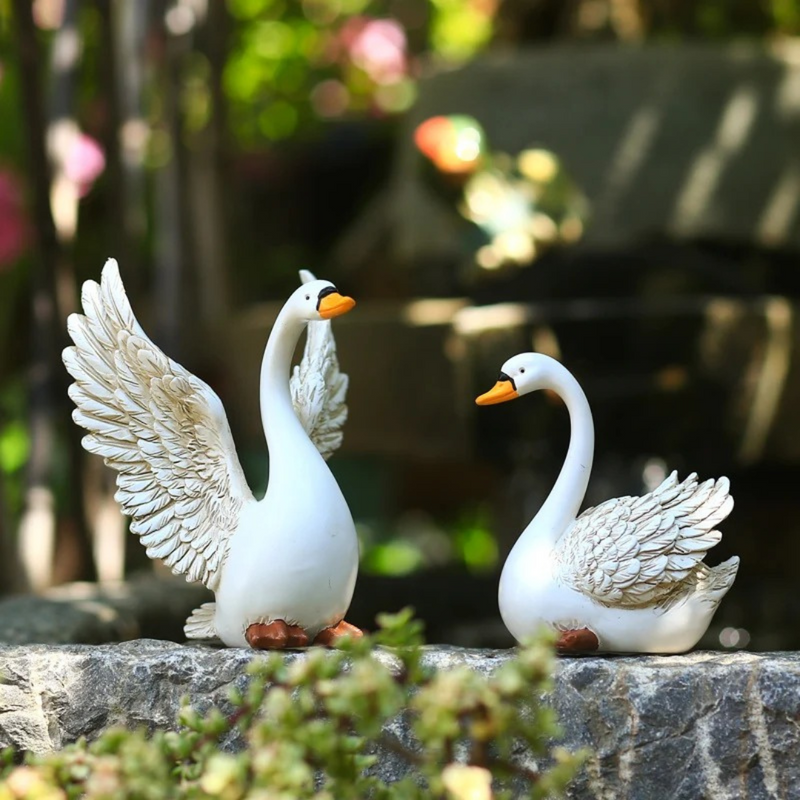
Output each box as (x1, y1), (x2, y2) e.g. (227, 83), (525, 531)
(556, 471), (735, 609)
(184, 602), (218, 638)
(290, 269), (349, 461)
(63, 259), (254, 591)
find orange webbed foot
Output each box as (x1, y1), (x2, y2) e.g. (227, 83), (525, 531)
(245, 620), (310, 649)
(313, 620), (364, 647)
(555, 627), (599, 654)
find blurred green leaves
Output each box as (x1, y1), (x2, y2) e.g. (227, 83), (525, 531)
(362, 538), (426, 576)
(771, 0), (800, 33)
(428, 0), (494, 62)
(454, 519), (498, 572)
(360, 506), (498, 577)
(0, 421), (28, 475)
(0, 381), (29, 518)
(222, 0), (497, 145)
(0, 612), (586, 798)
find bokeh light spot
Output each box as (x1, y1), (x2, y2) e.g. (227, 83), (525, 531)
(719, 627), (751, 649)
(374, 79), (416, 113)
(258, 101), (299, 139)
(311, 79), (350, 118)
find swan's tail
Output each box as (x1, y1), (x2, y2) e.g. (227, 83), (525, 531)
(696, 556), (740, 606)
(184, 602), (217, 640)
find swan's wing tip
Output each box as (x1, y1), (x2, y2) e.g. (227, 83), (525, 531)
(299, 269), (317, 284)
(102, 257), (120, 277)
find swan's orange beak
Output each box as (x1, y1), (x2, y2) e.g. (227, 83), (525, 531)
(318, 292), (356, 319)
(475, 374), (519, 406)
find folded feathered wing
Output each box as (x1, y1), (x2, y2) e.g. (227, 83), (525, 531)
(556, 471), (736, 609)
(290, 269), (349, 461)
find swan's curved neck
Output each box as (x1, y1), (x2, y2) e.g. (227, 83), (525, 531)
(260, 307), (309, 459)
(522, 364), (594, 547)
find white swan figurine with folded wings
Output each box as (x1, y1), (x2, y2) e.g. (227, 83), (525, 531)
(476, 353), (739, 654)
(64, 259), (361, 649)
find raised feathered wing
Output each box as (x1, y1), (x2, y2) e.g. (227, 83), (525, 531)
(63, 259), (254, 591)
(289, 269), (349, 461)
(555, 471), (733, 609)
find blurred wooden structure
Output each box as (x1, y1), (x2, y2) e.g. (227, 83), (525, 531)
(215, 293), (800, 468)
(338, 42), (800, 270)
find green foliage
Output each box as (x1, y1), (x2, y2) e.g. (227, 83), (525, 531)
(0, 419), (27, 474)
(770, 0), (800, 33)
(359, 507), (500, 577)
(0, 380), (29, 517)
(0, 611), (585, 799)
(362, 537), (427, 576)
(223, 0), (498, 145)
(451, 507), (498, 573)
(428, 0), (494, 62)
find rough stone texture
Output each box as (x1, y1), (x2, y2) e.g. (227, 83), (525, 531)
(555, 651), (800, 800)
(0, 640), (796, 799)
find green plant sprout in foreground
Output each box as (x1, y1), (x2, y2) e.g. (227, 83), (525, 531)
(0, 610), (586, 799)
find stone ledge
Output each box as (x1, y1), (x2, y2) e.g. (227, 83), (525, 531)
(0, 640), (795, 799)
(0, 577), (212, 645)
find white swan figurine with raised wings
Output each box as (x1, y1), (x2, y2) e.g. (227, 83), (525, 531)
(476, 353), (739, 654)
(63, 259), (361, 649)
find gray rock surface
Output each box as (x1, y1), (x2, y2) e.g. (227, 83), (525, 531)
(0, 577), (212, 645)
(0, 640), (796, 799)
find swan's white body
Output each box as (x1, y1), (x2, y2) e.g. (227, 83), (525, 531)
(63, 260), (358, 647)
(213, 290), (358, 645)
(499, 533), (734, 654)
(479, 353), (739, 654)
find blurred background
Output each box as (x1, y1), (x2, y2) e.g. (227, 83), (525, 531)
(1, 0), (800, 650)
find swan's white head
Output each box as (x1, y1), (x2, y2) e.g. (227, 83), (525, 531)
(287, 279), (356, 321)
(475, 352), (555, 405)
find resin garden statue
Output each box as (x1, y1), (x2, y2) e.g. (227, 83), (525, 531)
(63, 260), (361, 649)
(476, 352), (740, 654)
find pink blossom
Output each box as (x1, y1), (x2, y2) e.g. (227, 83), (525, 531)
(64, 133), (105, 197)
(33, 0), (65, 30)
(344, 18), (407, 84)
(0, 171), (29, 270)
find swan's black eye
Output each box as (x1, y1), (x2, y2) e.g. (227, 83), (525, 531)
(520, 368), (525, 374)
(305, 294), (310, 301)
